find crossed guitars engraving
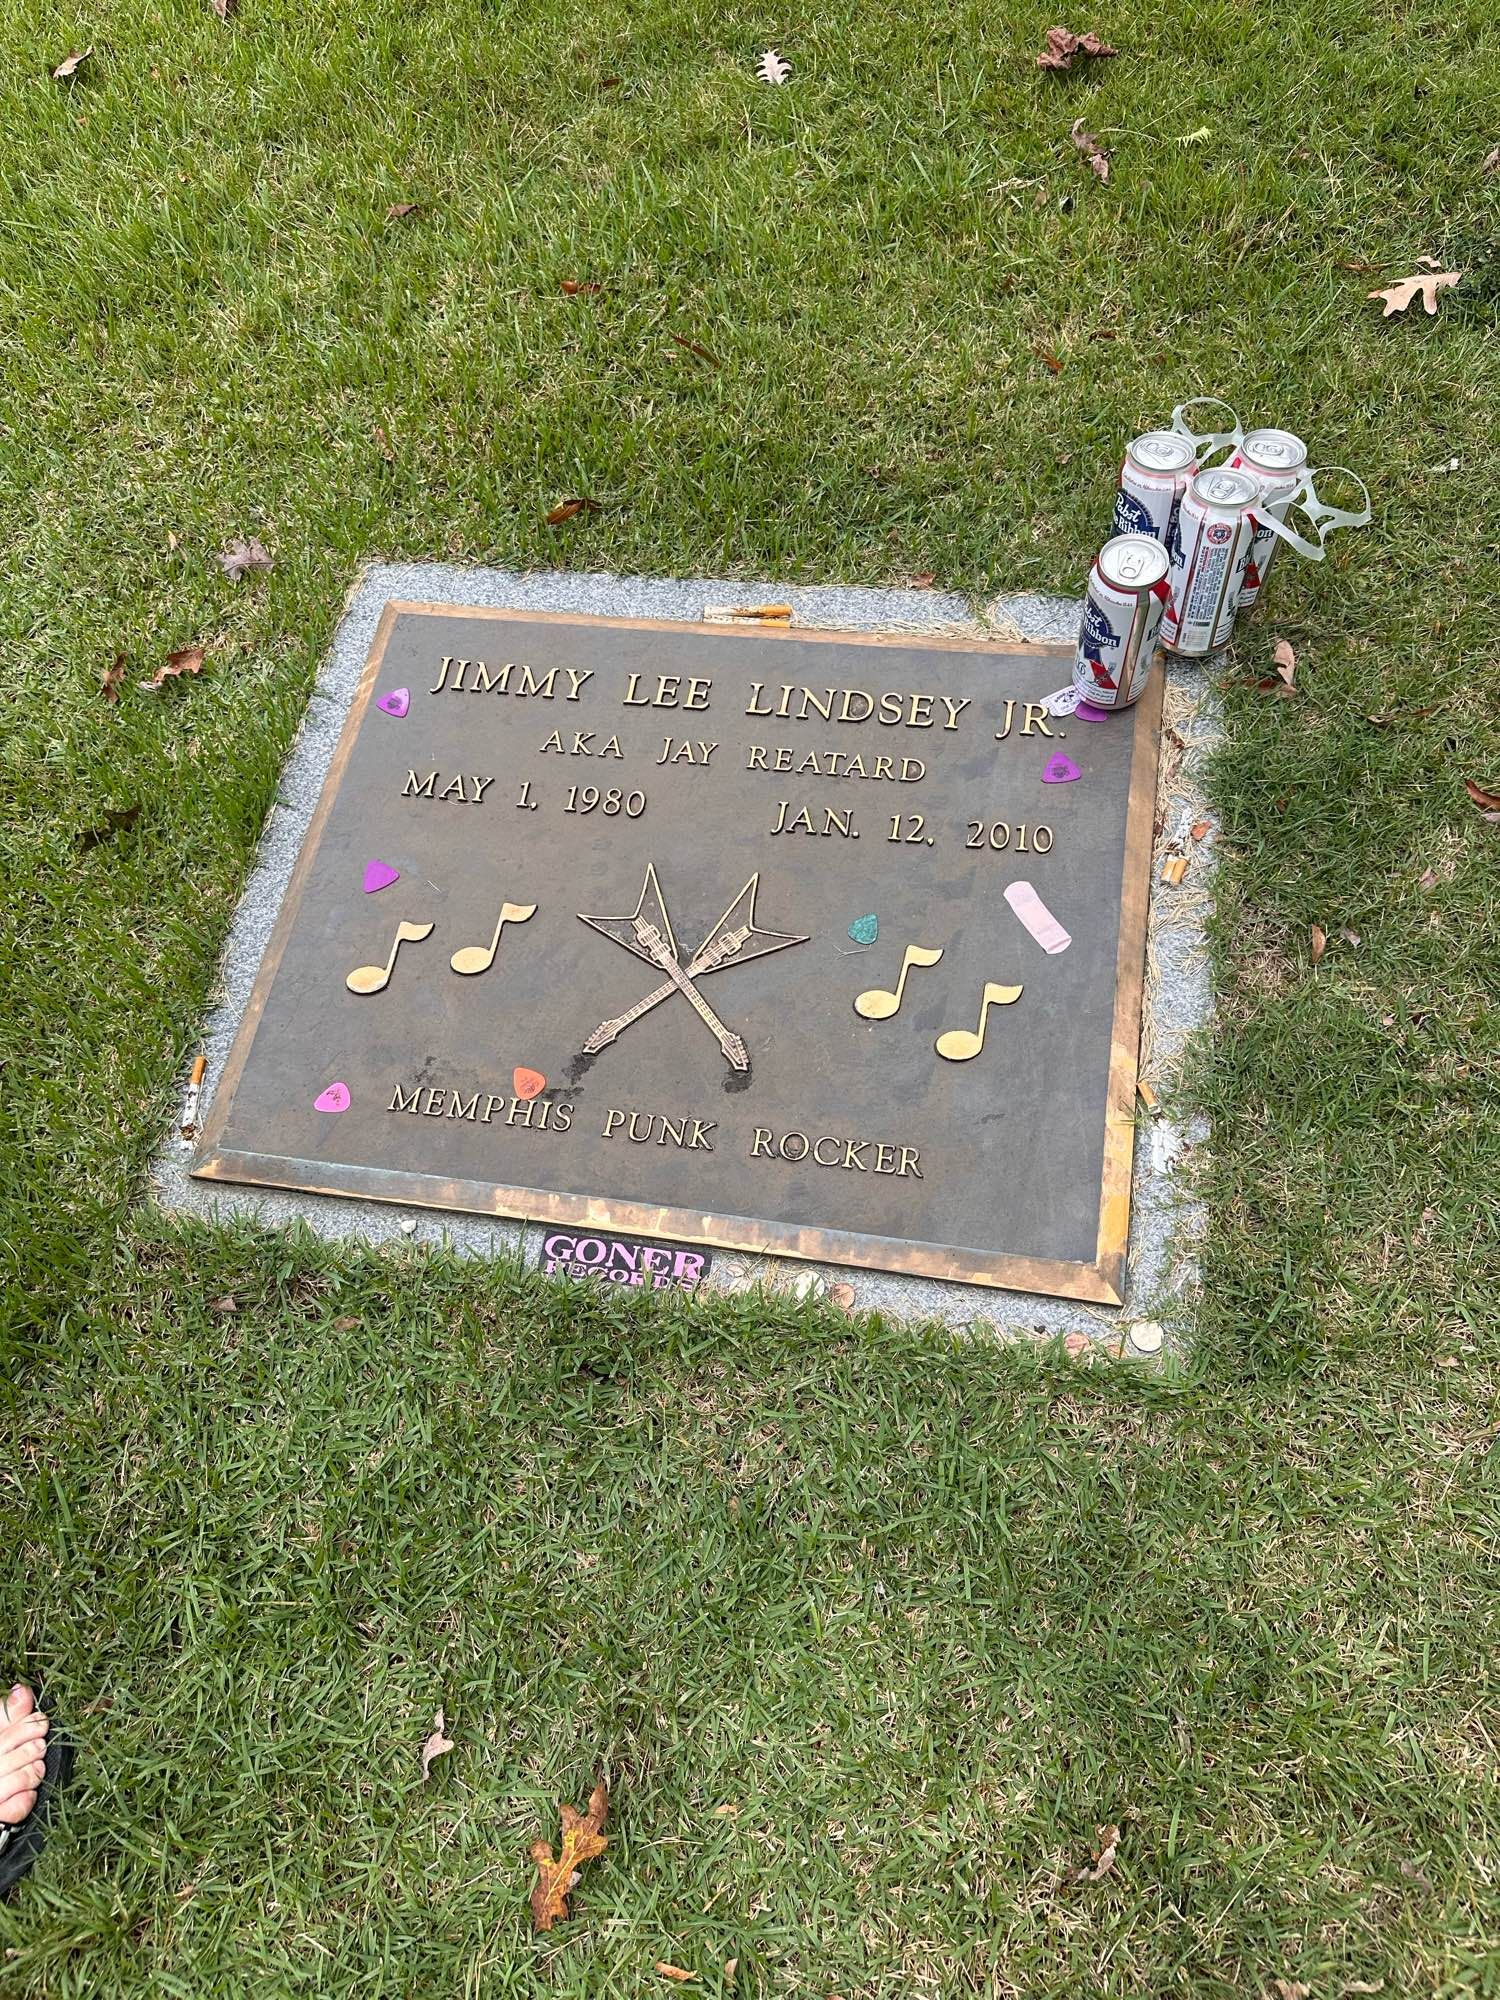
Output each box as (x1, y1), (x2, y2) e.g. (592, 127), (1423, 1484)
(342, 872), (1017, 1068)
(579, 864), (808, 1072)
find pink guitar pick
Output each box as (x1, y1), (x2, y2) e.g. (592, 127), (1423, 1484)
(1041, 752), (1081, 784)
(313, 1081), (351, 1114)
(1073, 700), (1109, 722)
(376, 687), (410, 718)
(362, 859), (400, 894)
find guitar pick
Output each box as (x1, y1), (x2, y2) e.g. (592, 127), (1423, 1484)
(1041, 752), (1081, 785)
(313, 1081), (351, 1114)
(848, 914), (878, 945)
(376, 687), (410, 718)
(362, 859), (400, 894)
(513, 1066), (546, 1101)
(1073, 700), (1110, 722)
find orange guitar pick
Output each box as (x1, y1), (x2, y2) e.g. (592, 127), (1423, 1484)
(513, 1066), (546, 1101)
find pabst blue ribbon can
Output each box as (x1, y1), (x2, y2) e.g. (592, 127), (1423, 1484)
(1162, 467), (1261, 657)
(1072, 534), (1171, 710)
(1227, 427), (1308, 611)
(1111, 431), (1197, 546)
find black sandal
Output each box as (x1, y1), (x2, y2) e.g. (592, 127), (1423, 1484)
(0, 1701), (72, 1900)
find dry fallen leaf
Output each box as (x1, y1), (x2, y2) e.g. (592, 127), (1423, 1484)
(756, 48), (792, 85)
(1273, 1983), (1311, 2000)
(1272, 637), (1297, 687)
(209, 1295), (238, 1315)
(1368, 268), (1461, 316)
(1073, 1822), (1120, 1883)
(1070, 118), (1111, 181)
(669, 330), (721, 368)
(420, 1706), (454, 1780)
(1418, 866), (1438, 889)
(723, 1961), (738, 1987)
(210, 0), (239, 19)
(908, 571), (936, 589)
(531, 1782), (608, 1930)
(827, 1281), (856, 1312)
(51, 47), (91, 80)
(561, 279), (601, 295)
(140, 644), (206, 690)
(385, 200), (421, 220)
(216, 536), (272, 581)
(374, 424), (396, 462)
(1036, 26), (1118, 70)
(1190, 820), (1210, 841)
(1400, 1857), (1434, 1886)
(546, 496), (604, 526)
(1033, 343), (1065, 374)
(655, 1966), (696, 1984)
(1463, 776), (1500, 813)
(711, 1801), (739, 1817)
(78, 804), (142, 849)
(1310, 924), (1327, 964)
(101, 653), (126, 703)
(1342, 1983), (1385, 1995)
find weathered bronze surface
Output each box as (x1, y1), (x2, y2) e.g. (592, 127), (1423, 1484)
(193, 606), (1162, 1302)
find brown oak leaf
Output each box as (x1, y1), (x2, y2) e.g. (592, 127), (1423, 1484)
(1070, 118), (1111, 181)
(1037, 27), (1118, 71)
(1368, 269), (1461, 316)
(1463, 777), (1500, 814)
(140, 644), (205, 689)
(545, 496), (604, 526)
(78, 804), (141, 849)
(101, 653), (126, 703)
(51, 47), (91, 80)
(420, 1706), (454, 1779)
(1073, 1821), (1120, 1882)
(1272, 637), (1296, 687)
(531, 1782), (608, 1930)
(216, 536), (272, 581)
(385, 200), (421, 220)
(1310, 924), (1327, 964)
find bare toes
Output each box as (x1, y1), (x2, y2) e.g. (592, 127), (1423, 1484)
(1, 1685), (36, 1727)
(0, 1781), (39, 1825)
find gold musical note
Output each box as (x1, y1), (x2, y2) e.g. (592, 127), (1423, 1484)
(854, 944), (944, 1021)
(935, 981), (1024, 1061)
(345, 920), (435, 995)
(449, 900), (537, 976)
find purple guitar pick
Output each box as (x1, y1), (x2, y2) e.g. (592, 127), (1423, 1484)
(1073, 700), (1109, 722)
(1041, 752), (1081, 784)
(314, 1081), (351, 1115)
(376, 687), (410, 718)
(362, 859), (400, 894)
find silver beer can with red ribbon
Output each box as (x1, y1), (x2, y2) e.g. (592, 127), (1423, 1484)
(1072, 533), (1171, 710)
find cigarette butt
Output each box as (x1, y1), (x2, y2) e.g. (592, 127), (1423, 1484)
(181, 1053), (208, 1136)
(1136, 1080), (1158, 1113)
(1160, 855), (1188, 885)
(702, 603), (793, 625)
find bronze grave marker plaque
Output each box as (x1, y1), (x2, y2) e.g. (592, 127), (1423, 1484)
(194, 605), (1161, 1302)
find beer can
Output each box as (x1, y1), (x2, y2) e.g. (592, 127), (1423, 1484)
(1072, 534), (1171, 710)
(1227, 428), (1308, 611)
(1161, 467), (1261, 657)
(1111, 431), (1197, 545)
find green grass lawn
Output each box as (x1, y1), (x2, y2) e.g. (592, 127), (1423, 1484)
(1, 0), (1497, 1992)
